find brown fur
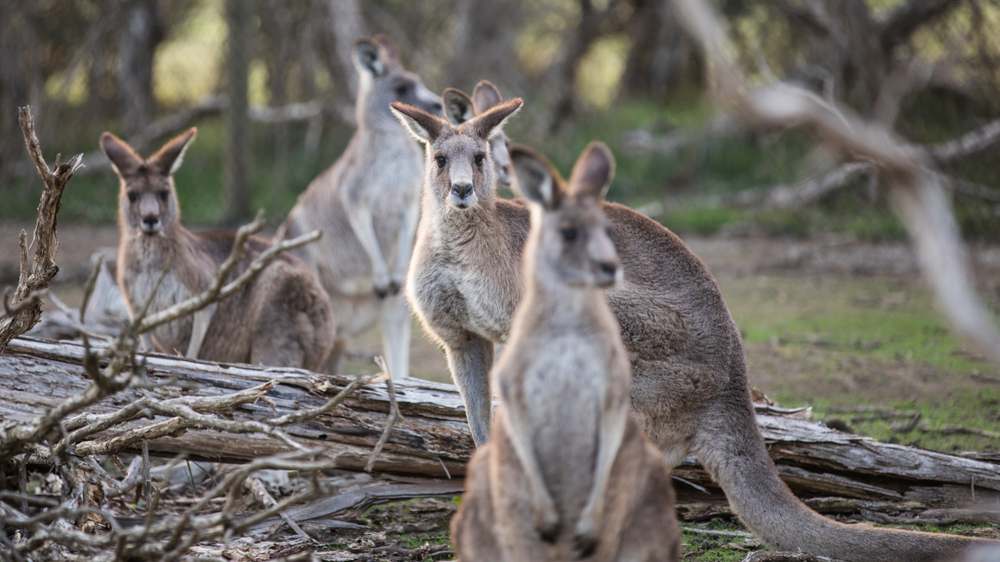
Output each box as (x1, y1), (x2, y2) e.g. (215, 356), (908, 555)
(452, 143), (680, 562)
(273, 35), (442, 379)
(395, 95), (998, 561)
(102, 128), (334, 371)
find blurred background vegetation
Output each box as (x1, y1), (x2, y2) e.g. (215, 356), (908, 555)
(1, 0), (999, 239)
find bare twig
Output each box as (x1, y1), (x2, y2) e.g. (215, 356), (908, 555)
(0, 107), (83, 354)
(365, 356), (403, 472)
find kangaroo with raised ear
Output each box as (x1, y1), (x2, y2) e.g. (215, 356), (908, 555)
(103, 128), (335, 370)
(442, 81), (513, 188)
(451, 142), (680, 562)
(274, 35), (442, 379)
(391, 97), (998, 561)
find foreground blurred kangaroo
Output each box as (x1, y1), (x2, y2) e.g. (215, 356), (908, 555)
(274, 35), (442, 379)
(103, 128), (334, 370)
(451, 142), (680, 562)
(391, 96), (997, 562)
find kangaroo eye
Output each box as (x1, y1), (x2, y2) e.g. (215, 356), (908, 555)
(561, 227), (578, 243)
(435, 156), (446, 169)
(127, 192), (138, 203)
(158, 191), (169, 202)
(474, 154), (485, 167)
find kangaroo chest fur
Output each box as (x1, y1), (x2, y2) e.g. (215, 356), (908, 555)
(409, 216), (521, 344)
(119, 238), (198, 354)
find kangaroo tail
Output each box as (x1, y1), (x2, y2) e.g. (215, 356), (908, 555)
(695, 391), (997, 562)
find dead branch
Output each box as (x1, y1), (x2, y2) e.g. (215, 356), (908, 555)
(879, 0), (965, 52)
(0, 107), (84, 355)
(671, 0), (1000, 366)
(135, 211), (321, 336)
(365, 356), (403, 473)
(244, 477), (312, 542)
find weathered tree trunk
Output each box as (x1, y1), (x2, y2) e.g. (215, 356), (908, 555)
(2, 337), (999, 518)
(326, 0), (366, 99)
(222, 0), (254, 226)
(619, 0), (703, 102)
(447, 0), (523, 95)
(116, 0), (164, 136)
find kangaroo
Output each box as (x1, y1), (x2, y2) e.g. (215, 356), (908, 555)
(103, 128), (334, 371)
(274, 35), (442, 380)
(442, 81), (513, 188)
(451, 142), (680, 562)
(391, 97), (998, 562)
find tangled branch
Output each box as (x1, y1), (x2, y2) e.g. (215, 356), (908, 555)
(0, 107), (84, 355)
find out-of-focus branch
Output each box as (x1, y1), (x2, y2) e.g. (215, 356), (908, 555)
(135, 211), (321, 336)
(758, 0), (832, 35)
(671, 0), (1000, 366)
(879, 0), (965, 52)
(0, 107), (84, 355)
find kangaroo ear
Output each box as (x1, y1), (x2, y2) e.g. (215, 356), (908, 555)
(443, 88), (475, 125)
(100, 132), (143, 179)
(391, 102), (446, 143)
(567, 142), (615, 201)
(466, 98), (522, 141)
(472, 80), (503, 113)
(510, 144), (564, 210)
(373, 34), (401, 65)
(147, 127), (197, 176)
(355, 37), (384, 77)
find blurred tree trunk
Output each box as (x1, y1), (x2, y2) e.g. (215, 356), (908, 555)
(448, 0), (522, 95)
(0, 0), (27, 192)
(619, 0), (703, 102)
(222, 0), (253, 225)
(117, 0), (164, 136)
(327, 0), (365, 99)
(260, 0), (294, 210)
(541, 0), (628, 133)
(763, 0), (964, 113)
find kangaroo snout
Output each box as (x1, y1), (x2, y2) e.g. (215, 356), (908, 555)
(595, 260), (621, 287)
(141, 215), (160, 234)
(450, 182), (475, 207)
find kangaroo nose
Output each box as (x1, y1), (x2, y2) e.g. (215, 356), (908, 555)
(598, 261), (619, 277)
(428, 101), (443, 115)
(142, 216), (159, 230)
(452, 182), (473, 199)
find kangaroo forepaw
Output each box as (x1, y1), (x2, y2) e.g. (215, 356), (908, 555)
(572, 519), (599, 559)
(534, 506), (560, 543)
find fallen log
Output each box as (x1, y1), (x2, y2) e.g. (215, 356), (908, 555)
(2, 337), (999, 514)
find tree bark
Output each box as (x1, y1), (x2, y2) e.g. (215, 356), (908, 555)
(619, 0), (703, 102)
(447, 0), (523, 95)
(116, 0), (164, 136)
(222, 0), (254, 226)
(3, 336), (999, 516)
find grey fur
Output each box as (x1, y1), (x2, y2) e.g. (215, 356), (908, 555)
(103, 129), (334, 371)
(452, 142), (680, 562)
(273, 35), (442, 379)
(401, 93), (998, 561)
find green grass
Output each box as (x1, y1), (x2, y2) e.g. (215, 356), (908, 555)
(720, 274), (1000, 453)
